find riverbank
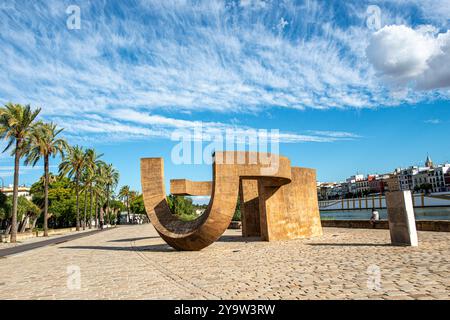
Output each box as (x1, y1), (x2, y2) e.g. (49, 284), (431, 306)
(320, 206), (450, 221)
(321, 219), (450, 232)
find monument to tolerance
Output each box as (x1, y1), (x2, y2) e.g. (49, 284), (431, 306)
(140, 151), (323, 251)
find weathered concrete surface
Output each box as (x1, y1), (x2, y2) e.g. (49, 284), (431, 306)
(239, 179), (261, 237)
(258, 167), (322, 241)
(386, 191), (418, 246)
(142, 151), (322, 250)
(0, 225), (449, 300)
(170, 179), (212, 196)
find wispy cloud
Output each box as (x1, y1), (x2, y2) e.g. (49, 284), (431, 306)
(424, 119), (441, 124)
(0, 0), (447, 144)
(52, 110), (359, 144)
(0, 165), (57, 178)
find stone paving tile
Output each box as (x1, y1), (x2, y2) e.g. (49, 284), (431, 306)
(0, 224), (449, 300)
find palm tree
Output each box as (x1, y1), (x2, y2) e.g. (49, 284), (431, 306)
(59, 145), (86, 231)
(0, 103), (41, 242)
(92, 175), (105, 228)
(90, 162), (106, 229)
(129, 190), (138, 222)
(25, 122), (67, 236)
(118, 185), (131, 224)
(103, 163), (119, 227)
(81, 149), (103, 230)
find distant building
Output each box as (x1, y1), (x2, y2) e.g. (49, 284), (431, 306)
(355, 178), (370, 195)
(368, 175), (387, 194)
(1, 184), (31, 200)
(445, 172), (450, 191)
(317, 155), (450, 199)
(428, 165), (449, 193)
(394, 156), (449, 193)
(385, 174), (400, 192)
(346, 174), (364, 194)
(396, 166), (423, 191)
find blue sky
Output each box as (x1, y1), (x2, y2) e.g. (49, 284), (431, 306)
(0, 0), (449, 195)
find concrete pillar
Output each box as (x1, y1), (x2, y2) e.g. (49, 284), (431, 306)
(386, 191), (418, 246)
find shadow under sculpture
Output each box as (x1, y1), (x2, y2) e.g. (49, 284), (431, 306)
(141, 151), (322, 251)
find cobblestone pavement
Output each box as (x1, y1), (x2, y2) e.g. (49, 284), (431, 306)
(0, 224), (449, 300)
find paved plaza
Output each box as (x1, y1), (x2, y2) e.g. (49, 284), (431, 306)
(0, 224), (449, 300)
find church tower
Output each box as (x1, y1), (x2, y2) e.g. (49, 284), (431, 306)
(425, 154), (433, 167)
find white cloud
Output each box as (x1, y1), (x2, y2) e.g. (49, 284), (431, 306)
(367, 25), (450, 89)
(0, 0), (448, 147)
(64, 109), (361, 144)
(418, 31), (450, 90)
(424, 119), (441, 124)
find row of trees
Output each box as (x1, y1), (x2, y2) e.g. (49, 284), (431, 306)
(0, 103), (239, 242)
(0, 103), (136, 243)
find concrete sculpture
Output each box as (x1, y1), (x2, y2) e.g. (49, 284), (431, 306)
(141, 151), (322, 251)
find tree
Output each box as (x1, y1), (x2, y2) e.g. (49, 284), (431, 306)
(91, 165), (106, 229)
(110, 199), (125, 224)
(419, 183), (433, 194)
(25, 122), (67, 236)
(0, 191), (11, 231)
(130, 194), (145, 216)
(30, 176), (77, 228)
(129, 193), (149, 224)
(81, 149), (103, 230)
(118, 185), (131, 223)
(16, 196), (41, 232)
(59, 145), (86, 231)
(101, 163), (119, 228)
(0, 103), (41, 242)
(167, 195), (196, 221)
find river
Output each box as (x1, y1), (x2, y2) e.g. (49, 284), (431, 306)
(320, 207), (450, 221)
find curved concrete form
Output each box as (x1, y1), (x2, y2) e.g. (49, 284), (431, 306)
(141, 151), (322, 251)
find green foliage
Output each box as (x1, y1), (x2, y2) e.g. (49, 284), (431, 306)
(0, 103), (41, 155)
(167, 195), (198, 221)
(29, 176), (82, 226)
(24, 122), (67, 166)
(110, 199), (125, 211)
(0, 102), (127, 232)
(167, 195), (193, 215)
(130, 194), (145, 215)
(18, 196), (40, 220)
(419, 183), (433, 194)
(4, 196), (40, 221)
(0, 191), (10, 220)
